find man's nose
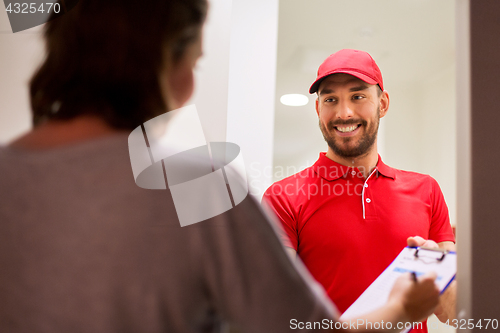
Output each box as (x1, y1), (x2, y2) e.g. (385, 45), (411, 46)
(337, 100), (354, 119)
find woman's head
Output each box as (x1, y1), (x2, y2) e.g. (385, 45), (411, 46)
(30, 0), (207, 130)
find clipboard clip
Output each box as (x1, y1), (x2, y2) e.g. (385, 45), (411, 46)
(413, 246), (448, 261)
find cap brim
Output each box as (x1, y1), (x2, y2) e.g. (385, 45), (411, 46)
(309, 70), (379, 94)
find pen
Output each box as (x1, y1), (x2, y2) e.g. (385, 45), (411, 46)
(411, 272), (417, 282)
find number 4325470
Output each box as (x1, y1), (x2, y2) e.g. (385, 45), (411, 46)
(445, 319), (498, 330)
(6, 2), (61, 14)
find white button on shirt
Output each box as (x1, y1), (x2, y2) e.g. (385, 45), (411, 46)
(366, 198), (371, 203)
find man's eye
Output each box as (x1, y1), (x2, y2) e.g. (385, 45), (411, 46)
(325, 98), (336, 103)
(352, 95), (364, 100)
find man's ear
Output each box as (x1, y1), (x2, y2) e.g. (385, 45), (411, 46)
(379, 91), (390, 118)
(315, 97), (320, 117)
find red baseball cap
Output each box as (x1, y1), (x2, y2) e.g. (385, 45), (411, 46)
(309, 49), (384, 94)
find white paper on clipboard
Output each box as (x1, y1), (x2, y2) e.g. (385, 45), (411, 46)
(340, 246), (456, 330)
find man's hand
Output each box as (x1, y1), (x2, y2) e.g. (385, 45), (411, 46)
(406, 236), (457, 322)
(407, 236), (439, 249)
(388, 272), (440, 323)
(407, 236), (455, 252)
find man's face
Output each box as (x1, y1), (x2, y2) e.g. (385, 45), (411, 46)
(315, 73), (389, 159)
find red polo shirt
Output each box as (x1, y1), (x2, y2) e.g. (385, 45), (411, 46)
(263, 153), (455, 332)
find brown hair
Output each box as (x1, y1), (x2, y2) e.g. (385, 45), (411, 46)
(29, 0), (207, 129)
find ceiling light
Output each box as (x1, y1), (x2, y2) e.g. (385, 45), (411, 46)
(280, 94), (309, 106)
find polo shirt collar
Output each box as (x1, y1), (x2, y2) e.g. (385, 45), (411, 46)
(313, 153), (396, 181)
(375, 156), (396, 179)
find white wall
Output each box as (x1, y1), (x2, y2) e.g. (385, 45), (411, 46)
(190, 0), (232, 144)
(382, 81), (425, 171)
(226, 0), (279, 199)
(383, 63), (457, 226)
(420, 64), (457, 226)
(0, 6), (43, 143)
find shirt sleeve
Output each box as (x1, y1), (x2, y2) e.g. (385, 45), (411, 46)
(200, 195), (338, 332)
(262, 184), (299, 251)
(428, 177), (456, 243)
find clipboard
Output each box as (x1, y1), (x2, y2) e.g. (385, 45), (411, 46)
(340, 246), (456, 329)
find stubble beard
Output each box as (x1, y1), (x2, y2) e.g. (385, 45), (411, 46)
(320, 107), (380, 158)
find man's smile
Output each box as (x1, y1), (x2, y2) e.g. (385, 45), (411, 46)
(334, 124), (361, 133)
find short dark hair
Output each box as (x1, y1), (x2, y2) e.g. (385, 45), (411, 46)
(29, 0), (207, 130)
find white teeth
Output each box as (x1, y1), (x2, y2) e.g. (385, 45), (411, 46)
(336, 125), (358, 133)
